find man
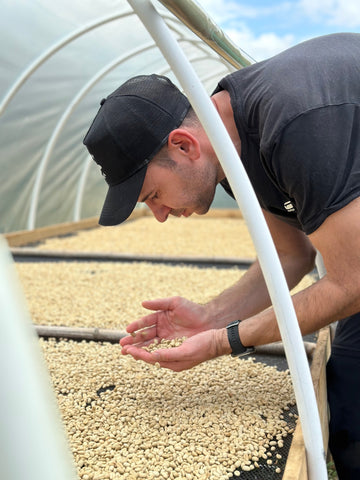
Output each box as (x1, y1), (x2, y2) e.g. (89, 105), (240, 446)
(84, 33), (360, 479)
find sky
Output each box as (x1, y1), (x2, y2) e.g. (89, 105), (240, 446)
(197, 0), (360, 61)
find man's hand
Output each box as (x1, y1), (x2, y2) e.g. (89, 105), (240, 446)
(120, 296), (230, 371)
(121, 328), (229, 372)
(120, 296), (210, 348)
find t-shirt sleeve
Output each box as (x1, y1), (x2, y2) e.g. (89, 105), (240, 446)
(269, 104), (360, 234)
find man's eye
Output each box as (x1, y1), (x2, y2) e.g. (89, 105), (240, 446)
(151, 193), (158, 200)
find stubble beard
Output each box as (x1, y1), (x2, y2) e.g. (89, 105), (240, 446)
(188, 169), (217, 216)
(172, 160), (217, 217)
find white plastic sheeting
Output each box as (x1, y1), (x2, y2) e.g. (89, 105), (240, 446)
(0, 0), (237, 233)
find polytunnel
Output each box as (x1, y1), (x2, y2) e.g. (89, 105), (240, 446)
(1, 2), (331, 480)
(0, 0), (251, 234)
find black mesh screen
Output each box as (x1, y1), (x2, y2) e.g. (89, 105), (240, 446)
(228, 404), (298, 479)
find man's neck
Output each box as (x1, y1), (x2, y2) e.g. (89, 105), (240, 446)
(211, 90), (242, 159)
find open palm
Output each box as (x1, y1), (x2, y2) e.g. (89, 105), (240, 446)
(120, 296), (210, 348)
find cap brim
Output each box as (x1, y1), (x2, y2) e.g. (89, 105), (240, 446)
(99, 164), (148, 226)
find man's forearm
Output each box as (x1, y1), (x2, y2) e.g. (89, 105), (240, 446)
(205, 260), (271, 327)
(216, 272), (360, 355)
(206, 253), (312, 330)
(213, 198), (360, 354)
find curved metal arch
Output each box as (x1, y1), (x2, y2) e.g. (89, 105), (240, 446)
(0, 8), (197, 117)
(0, 11), (130, 116)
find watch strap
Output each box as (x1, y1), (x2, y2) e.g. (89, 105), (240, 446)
(226, 320), (255, 357)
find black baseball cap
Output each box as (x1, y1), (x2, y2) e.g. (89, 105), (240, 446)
(83, 74), (191, 226)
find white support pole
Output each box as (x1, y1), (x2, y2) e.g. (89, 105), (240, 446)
(0, 236), (78, 480)
(127, 1), (327, 478)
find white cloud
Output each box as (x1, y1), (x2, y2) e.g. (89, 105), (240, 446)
(299, 0), (360, 27)
(224, 27), (296, 61)
(197, 0), (297, 60)
(200, 0), (360, 28)
(196, 0), (260, 22)
(198, 0), (293, 29)
(196, 0), (360, 62)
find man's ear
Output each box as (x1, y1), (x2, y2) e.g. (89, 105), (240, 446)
(167, 129), (200, 160)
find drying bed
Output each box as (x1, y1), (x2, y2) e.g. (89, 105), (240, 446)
(26, 216), (256, 259)
(15, 261), (315, 331)
(41, 338), (297, 480)
(8, 213), (327, 479)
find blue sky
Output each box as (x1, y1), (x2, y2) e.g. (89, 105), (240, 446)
(198, 0), (360, 61)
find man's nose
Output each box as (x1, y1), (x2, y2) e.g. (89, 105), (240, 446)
(146, 201), (171, 223)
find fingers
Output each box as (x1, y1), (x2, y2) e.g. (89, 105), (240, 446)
(125, 312), (158, 334)
(121, 328), (215, 372)
(122, 325), (157, 345)
(123, 345), (158, 364)
(142, 297), (177, 312)
(122, 343), (196, 372)
(124, 296), (180, 337)
(122, 345), (187, 371)
(120, 296), (188, 364)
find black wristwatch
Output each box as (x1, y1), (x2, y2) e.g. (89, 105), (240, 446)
(226, 320), (255, 357)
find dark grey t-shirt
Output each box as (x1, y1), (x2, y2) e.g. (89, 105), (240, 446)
(215, 33), (360, 234)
